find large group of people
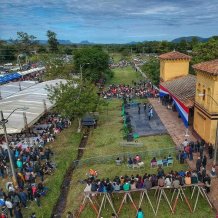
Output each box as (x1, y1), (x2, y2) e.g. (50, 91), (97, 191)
(109, 60), (129, 69)
(0, 113), (71, 217)
(101, 80), (158, 100)
(177, 139), (216, 176)
(84, 167), (211, 194)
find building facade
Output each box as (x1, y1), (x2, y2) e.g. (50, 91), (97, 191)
(159, 51), (191, 82)
(159, 51), (218, 144)
(193, 59), (218, 144)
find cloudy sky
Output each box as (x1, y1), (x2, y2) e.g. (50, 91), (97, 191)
(0, 0), (218, 43)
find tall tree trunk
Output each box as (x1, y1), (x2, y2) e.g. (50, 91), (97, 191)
(77, 117), (81, 133)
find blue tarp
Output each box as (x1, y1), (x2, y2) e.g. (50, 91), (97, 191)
(0, 72), (21, 84)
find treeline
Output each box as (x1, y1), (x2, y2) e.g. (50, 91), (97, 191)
(1, 31), (217, 85)
(140, 36), (218, 85)
(1, 32), (217, 64)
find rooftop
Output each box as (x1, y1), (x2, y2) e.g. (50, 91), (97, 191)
(192, 59), (218, 75)
(0, 79), (66, 134)
(160, 74), (196, 108)
(159, 51), (191, 60)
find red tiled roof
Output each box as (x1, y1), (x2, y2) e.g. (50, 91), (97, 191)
(159, 51), (191, 60)
(192, 59), (218, 75)
(161, 75), (196, 108)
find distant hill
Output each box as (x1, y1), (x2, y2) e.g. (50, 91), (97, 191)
(126, 41), (139, 45)
(79, 40), (94, 45)
(37, 40), (72, 45)
(172, 36), (209, 43)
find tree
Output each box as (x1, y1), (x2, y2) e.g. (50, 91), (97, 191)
(15, 32), (37, 54)
(36, 53), (74, 80)
(0, 42), (16, 62)
(192, 38), (218, 64)
(47, 30), (59, 52)
(47, 79), (99, 132)
(141, 57), (160, 85)
(73, 47), (112, 82)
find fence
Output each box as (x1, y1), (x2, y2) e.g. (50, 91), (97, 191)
(72, 146), (176, 169)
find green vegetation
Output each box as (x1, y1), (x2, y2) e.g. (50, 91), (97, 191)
(109, 66), (143, 85)
(47, 79), (100, 132)
(141, 57), (160, 85)
(64, 99), (214, 217)
(192, 37), (218, 64)
(74, 47), (113, 82)
(23, 122), (82, 217)
(63, 66), (214, 217)
(110, 52), (131, 63)
(47, 30), (59, 53)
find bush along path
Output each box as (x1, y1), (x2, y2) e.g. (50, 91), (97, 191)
(51, 129), (90, 217)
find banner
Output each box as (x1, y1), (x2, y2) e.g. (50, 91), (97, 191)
(159, 84), (189, 127)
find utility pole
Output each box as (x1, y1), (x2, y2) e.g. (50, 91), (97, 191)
(0, 111), (18, 187)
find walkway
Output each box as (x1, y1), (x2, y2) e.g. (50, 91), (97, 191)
(149, 98), (218, 213)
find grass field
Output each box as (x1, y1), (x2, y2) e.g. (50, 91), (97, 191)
(64, 98), (215, 218)
(110, 66), (143, 85)
(109, 52), (131, 63)
(63, 66), (215, 217)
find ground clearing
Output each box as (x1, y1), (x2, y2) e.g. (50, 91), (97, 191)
(63, 66), (214, 217)
(110, 66), (142, 85)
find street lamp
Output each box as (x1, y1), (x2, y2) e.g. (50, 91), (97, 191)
(0, 107), (28, 187)
(198, 93), (218, 165)
(79, 63), (90, 82)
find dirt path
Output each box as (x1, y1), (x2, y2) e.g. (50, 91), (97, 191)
(51, 130), (90, 218)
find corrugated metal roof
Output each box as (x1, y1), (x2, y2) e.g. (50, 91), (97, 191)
(0, 81), (36, 99)
(0, 79), (66, 134)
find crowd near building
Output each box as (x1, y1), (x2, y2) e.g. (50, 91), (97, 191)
(159, 51), (218, 160)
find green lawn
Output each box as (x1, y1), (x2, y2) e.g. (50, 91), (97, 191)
(63, 65), (215, 217)
(109, 66), (143, 85)
(110, 52), (131, 63)
(64, 99), (214, 218)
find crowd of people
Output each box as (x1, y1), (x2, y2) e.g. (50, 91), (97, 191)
(109, 60), (129, 69)
(177, 139), (216, 177)
(101, 80), (158, 100)
(0, 113), (71, 217)
(84, 167), (211, 194)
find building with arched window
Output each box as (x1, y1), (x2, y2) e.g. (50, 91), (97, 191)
(193, 59), (218, 144)
(159, 50), (218, 144)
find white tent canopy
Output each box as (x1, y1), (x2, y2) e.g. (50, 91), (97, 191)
(18, 67), (46, 76)
(0, 79), (66, 134)
(0, 81), (36, 99)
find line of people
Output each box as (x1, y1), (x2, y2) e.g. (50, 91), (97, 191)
(84, 167), (211, 194)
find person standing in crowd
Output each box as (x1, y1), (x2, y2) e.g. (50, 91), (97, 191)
(138, 103), (141, 114)
(136, 208), (144, 218)
(14, 206), (23, 218)
(5, 198), (13, 217)
(143, 102), (147, 112)
(199, 143), (204, 159)
(189, 145), (193, 160)
(182, 139), (189, 148)
(202, 155), (207, 168)
(30, 212), (36, 218)
(208, 143), (213, 159)
(111, 213), (117, 218)
(196, 157), (202, 172)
